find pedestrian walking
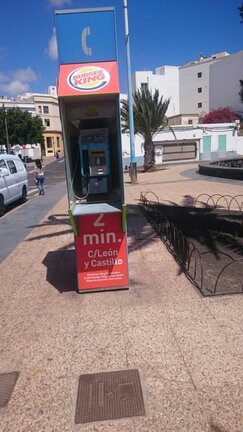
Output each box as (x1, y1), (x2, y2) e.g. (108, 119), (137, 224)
(55, 151), (60, 161)
(34, 159), (45, 195)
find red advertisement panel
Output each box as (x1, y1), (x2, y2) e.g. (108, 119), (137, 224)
(58, 61), (119, 96)
(75, 212), (129, 291)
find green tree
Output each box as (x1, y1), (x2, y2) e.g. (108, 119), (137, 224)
(121, 87), (170, 171)
(0, 107), (44, 147)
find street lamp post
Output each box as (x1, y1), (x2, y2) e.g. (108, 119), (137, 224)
(123, 0), (137, 183)
(2, 103), (10, 153)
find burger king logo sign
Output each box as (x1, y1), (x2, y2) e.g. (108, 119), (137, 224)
(68, 66), (110, 92)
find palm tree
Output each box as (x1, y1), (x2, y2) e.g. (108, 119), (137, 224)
(121, 86), (171, 171)
(239, 80), (243, 103)
(239, 3), (243, 23)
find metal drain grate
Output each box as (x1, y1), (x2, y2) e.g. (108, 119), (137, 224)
(75, 369), (145, 424)
(0, 372), (19, 408)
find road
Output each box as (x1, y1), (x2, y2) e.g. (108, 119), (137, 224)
(0, 159), (67, 263)
(26, 157), (66, 195)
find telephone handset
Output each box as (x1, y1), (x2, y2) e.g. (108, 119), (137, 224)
(81, 27), (92, 56)
(79, 129), (110, 195)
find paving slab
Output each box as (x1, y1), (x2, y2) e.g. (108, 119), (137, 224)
(0, 163), (243, 431)
(132, 379), (210, 432)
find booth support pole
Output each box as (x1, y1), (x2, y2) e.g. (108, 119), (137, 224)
(123, 0), (137, 184)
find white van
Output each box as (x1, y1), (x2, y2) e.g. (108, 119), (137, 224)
(0, 154), (28, 216)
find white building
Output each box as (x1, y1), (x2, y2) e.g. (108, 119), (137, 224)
(210, 50), (243, 117)
(122, 122), (242, 167)
(132, 66), (179, 117)
(128, 50), (243, 165)
(154, 123), (242, 163)
(179, 52), (229, 115)
(132, 50), (243, 118)
(0, 96), (36, 117)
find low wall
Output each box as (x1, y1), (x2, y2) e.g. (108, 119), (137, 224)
(199, 158), (243, 180)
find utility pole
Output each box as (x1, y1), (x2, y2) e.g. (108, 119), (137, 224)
(2, 103), (10, 153)
(123, 0), (137, 183)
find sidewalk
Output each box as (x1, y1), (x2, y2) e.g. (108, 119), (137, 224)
(0, 163), (243, 432)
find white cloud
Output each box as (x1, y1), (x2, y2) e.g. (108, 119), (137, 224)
(13, 67), (38, 83)
(0, 72), (7, 82)
(0, 80), (30, 97)
(0, 67), (38, 97)
(46, 28), (58, 60)
(48, 0), (72, 6)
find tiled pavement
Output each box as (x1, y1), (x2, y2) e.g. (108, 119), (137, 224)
(0, 163), (242, 432)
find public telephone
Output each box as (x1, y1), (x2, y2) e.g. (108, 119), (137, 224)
(79, 128), (110, 195)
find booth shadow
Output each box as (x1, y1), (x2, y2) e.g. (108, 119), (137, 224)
(43, 246), (78, 293)
(32, 204), (243, 295)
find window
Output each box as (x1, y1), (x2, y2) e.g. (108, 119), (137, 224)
(188, 120), (193, 125)
(0, 159), (7, 169)
(198, 87), (202, 93)
(46, 137), (52, 148)
(38, 105), (42, 114)
(6, 160), (17, 174)
(141, 82), (148, 90)
(14, 159), (24, 172)
(198, 102), (202, 108)
(44, 119), (50, 127)
(57, 137), (60, 148)
(43, 106), (49, 114)
(197, 72), (202, 78)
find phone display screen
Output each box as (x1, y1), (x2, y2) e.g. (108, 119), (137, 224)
(90, 151), (107, 175)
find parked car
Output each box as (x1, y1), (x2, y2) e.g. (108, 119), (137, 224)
(0, 154), (28, 216)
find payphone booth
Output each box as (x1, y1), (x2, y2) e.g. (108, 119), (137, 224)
(55, 8), (129, 292)
(79, 129), (110, 195)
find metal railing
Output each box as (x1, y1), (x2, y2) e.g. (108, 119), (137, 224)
(194, 193), (243, 212)
(140, 191), (243, 296)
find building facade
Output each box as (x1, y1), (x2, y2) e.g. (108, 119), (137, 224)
(122, 122), (242, 167)
(128, 50), (243, 165)
(0, 96), (36, 117)
(132, 66), (179, 117)
(209, 50), (243, 118)
(16, 86), (63, 156)
(179, 52), (229, 115)
(168, 114), (199, 126)
(132, 50), (243, 118)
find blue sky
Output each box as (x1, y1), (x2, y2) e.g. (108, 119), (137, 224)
(0, 0), (242, 98)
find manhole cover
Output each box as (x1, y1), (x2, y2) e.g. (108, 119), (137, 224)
(0, 372), (19, 408)
(75, 369), (145, 424)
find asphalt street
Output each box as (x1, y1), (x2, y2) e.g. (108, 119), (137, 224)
(0, 159), (67, 263)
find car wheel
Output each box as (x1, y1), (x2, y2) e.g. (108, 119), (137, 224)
(20, 185), (27, 203)
(0, 195), (5, 217)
